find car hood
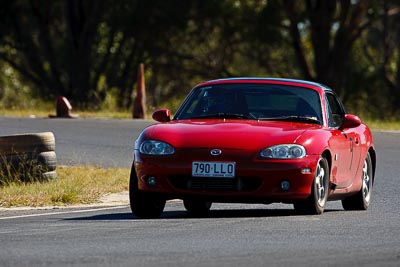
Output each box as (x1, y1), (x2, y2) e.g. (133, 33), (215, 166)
(140, 119), (322, 150)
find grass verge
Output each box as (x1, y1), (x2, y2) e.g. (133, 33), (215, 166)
(0, 166), (130, 208)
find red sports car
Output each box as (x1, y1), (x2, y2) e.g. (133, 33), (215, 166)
(130, 78), (376, 218)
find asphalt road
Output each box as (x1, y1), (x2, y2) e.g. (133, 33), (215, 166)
(0, 116), (153, 167)
(0, 116), (400, 267)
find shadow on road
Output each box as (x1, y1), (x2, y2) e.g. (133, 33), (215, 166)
(65, 208), (341, 221)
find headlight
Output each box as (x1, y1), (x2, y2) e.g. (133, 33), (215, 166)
(139, 140), (175, 155)
(260, 144), (306, 159)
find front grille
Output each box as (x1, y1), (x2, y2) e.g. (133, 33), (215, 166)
(168, 176), (261, 192)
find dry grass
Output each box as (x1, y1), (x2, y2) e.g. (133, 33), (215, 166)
(0, 166), (130, 207)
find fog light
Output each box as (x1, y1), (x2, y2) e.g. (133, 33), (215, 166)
(280, 180), (290, 191)
(147, 176), (157, 187)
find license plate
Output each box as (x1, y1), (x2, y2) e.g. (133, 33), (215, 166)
(192, 161), (236, 178)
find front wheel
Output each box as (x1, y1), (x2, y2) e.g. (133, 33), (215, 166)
(294, 157), (330, 215)
(129, 167), (166, 219)
(342, 153), (373, 210)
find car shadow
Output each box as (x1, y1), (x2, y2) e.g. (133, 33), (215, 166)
(65, 208), (341, 221)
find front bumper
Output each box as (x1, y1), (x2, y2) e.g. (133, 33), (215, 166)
(133, 149), (320, 203)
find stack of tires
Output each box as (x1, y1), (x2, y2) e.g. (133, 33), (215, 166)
(0, 132), (57, 183)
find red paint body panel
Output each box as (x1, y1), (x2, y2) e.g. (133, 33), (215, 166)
(133, 78), (375, 205)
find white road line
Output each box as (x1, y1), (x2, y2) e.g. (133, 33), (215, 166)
(0, 205), (129, 220)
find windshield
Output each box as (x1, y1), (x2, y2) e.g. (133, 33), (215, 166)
(174, 83), (323, 124)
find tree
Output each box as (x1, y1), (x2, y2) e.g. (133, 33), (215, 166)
(0, 0), (105, 106)
(0, 0), (195, 108)
(0, 0), (399, 118)
(281, 0), (374, 99)
(380, 0), (400, 113)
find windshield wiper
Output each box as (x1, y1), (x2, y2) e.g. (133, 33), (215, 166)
(189, 113), (251, 119)
(258, 116), (321, 124)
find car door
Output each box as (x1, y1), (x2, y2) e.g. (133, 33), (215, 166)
(325, 92), (360, 188)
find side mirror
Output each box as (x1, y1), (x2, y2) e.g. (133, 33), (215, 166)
(152, 109), (171, 122)
(339, 114), (361, 130)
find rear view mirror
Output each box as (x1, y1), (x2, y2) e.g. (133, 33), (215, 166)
(152, 109), (171, 122)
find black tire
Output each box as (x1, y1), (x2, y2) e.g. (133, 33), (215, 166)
(183, 199), (212, 216)
(35, 151), (57, 171)
(2, 151), (57, 171)
(342, 153), (373, 210)
(294, 157), (330, 215)
(0, 132), (55, 155)
(1, 151), (57, 181)
(0, 132), (57, 183)
(129, 166), (165, 219)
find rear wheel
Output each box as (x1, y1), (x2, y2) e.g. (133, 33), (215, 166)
(183, 199), (212, 216)
(294, 157), (329, 215)
(342, 153), (373, 210)
(129, 167), (165, 219)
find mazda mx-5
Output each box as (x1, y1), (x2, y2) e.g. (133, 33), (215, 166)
(130, 78), (376, 218)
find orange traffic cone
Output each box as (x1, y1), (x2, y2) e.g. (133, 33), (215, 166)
(132, 63), (146, 119)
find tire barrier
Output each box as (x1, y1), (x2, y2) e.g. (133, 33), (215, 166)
(0, 132), (57, 183)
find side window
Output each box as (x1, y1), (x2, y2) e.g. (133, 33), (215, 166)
(326, 93), (344, 128)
